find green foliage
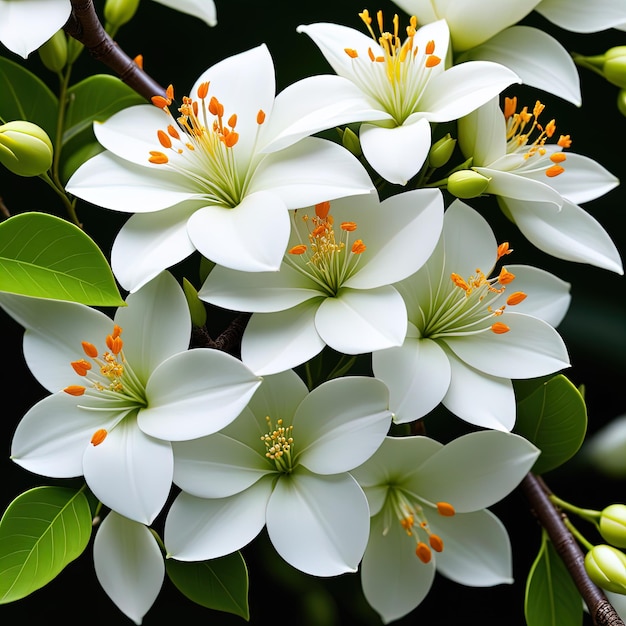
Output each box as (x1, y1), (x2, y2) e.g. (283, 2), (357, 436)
(0, 212), (124, 305)
(0, 57), (58, 138)
(514, 375), (587, 474)
(166, 552), (250, 620)
(0, 486), (92, 604)
(182, 277), (207, 327)
(525, 531), (583, 626)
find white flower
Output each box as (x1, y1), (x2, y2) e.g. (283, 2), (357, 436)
(0, 272), (261, 524)
(199, 189), (444, 375)
(0, 0), (217, 59)
(536, 0), (626, 33)
(373, 199), (571, 430)
(66, 45), (374, 292)
(457, 97), (623, 273)
(164, 369), (392, 577)
(352, 431), (540, 624)
(390, 0), (581, 104)
(94, 512), (164, 625)
(295, 15), (519, 185)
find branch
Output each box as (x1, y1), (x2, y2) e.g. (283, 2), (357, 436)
(64, 0), (166, 101)
(521, 473), (625, 626)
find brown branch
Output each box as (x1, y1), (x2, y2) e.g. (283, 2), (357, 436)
(521, 473), (625, 626)
(64, 0), (166, 101)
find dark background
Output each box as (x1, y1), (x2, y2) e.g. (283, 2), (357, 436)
(1, 1), (625, 624)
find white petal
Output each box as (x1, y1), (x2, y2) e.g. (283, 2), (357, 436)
(111, 205), (197, 293)
(241, 301), (326, 375)
(66, 151), (199, 212)
(266, 471), (370, 576)
(444, 312), (570, 378)
(83, 418), (173, 524)
(251, 137), (375, 208)
(0, 0), (70, 58)
(164, 479), (272, 561)
(140, 349), (261, 441)
(172, 433), (273, 498)
(345, 188), (444, 289)
(457, 98), (507, 166)
(295, 377), (391, 474)
(187, 191), (289, 272)
(443, 349), (516, 431)
(11, 393), (116, 477)
(536, 0), (626, 32)
(372, 336), (451, 424)
(361, 514), (436, 623)
(114, 272), (191, 383)
(432, 509), (513, 586)
(477, 166), (564, 206)
(316, 287), (407, 354)
(461, 27), (581, 105)
(94, 512), (164, 625)
(151, 0), (216, 27)
(420, 61), (520, 122)
(503, 197), (624, 274)
(411, 431), (540, 512)
(360, 119), (431, 185)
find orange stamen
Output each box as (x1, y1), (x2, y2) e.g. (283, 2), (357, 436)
(82, 341), (98, 358)
(506, 291), (527, 306)
(425, 55), (441, 68)
(315, 201), (331, 219)
(429, 534), (444, 552)
(149, 151), (169, 164)
(157, 129), (172, 149)
(416, 542), (432, 563)
(491, 322), (510, 334)
(64, 385), (86, 396)
(289, 244), (307, 255)
(341, 221), (357, 231)
(91, 429), (108, 446)
(345, 48), (358, 58)
(546, 165), (565, 177)
(550, 152), (566, 163)
(351, 240), (367, 254)
(497, 242), (513, 260)
(257, 109), (266, 125)
(498, 268), (516, 285)
(71, 359), (92, 376)
(197, 81), (209, 99)
(436, 502), (456, 517)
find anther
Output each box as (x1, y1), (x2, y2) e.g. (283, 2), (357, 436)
(289, 244), (307, 255)
(351, 239), (367, 254)
(197, 81), (209, 99)
(345, 48), (358, 58)
(436, 502), (456, 517)
(415, 542), (432, 563)
(148, 151), (169, 164)
(341, 221), (357, 231)
(491, 322), (510, 334)
(497, 268), (515, 285)
(550, 152), (566, 163)
(151, 95), (171, 109)
(315, 201), (331, 219)
(133, 54), (143, 69)
(257, 110), (266, 125)
(497, 242), (513, 259)
(90, 429), (108, 446)
(506, 291), (527, 306)
(71, 359), (92, 376)
(425, 55), (441, 68)
(157, 129), (172, 149)
(82, 341), (98, 358)
(429, 534), (444, 552)
(64, 385), (86, 396)
(545, 165), (565, 177)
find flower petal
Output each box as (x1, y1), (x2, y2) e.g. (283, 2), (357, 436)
(360, 118), (431, 185)
(151, 0), (217, 27)
(94, 511), (164, 625)
(457, 97), (507, 167)
(295, 377), (391, 474)
(111, 205), (197, 293)
(241, 300), (326, 375)
(266, 470), (370, 576)
(536, 0), (626, 33)
(431, 509), (513, 586)
(316, 286), (407, 353)
(83, 417), (173, 524)
(411, 431), (539, 512)
(140, 349), (261, 441)
(477, 166), (564, 206)
(187, 191), (289, 272)
(164, 479), (272, 561)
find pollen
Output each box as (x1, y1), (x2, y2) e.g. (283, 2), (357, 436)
(261, 416), (295, 472)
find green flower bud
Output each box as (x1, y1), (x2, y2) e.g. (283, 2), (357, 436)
(38, 30), (68, 73)
(0, 121), (53, 177)
(182, 278), (207, 328)
(603, 46), (626, 89)
(428, 133), (457, 169)
(339, 126), (362, 157)
(585, 545), (626, 594)
(104, 0), (141, 30)
(446, 169), (490, 199)
(618, 89), (626, 118)
(600, 505), (626, 548)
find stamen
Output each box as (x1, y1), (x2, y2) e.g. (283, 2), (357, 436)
(436, 502), (456, 517)
(415, 542), (432, 563)
(197, 81), (209, 99)
(64, 385), (86, 396)
(429, 534), (444, 552)
(71, 359), (92, 376)
(497, 268), (515, 285)
(341, 221), (357, 231)
(545, 165), (565, 177)
(91, 429), (108, 446)
(82, 341), (98, 358)
(491, 322), (510, 334)
(289, 244), (307, 255)
(506, 291), (527, 306)
(345, 48), (358, 58)
(497, 242), (513, 260)
(149, 151), (169, 164)
(351, 239), (367, 254)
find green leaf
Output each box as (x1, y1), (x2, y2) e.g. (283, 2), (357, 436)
(0, 212), (125, 306)
(166, 552), (250, 620)
(0, 57), (58, 139)
(182, 277), (207, 327)
(0, 486), (92, 604)
(514, 375), (587, 474)
(63, 74), (145, 145)
(525, 531), (583, 626)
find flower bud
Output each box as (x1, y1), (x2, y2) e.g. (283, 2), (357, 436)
(38, 30), (68, 73)
(603, 46), (626, 89)
(428, 133), (457, 169)
(446, 169), (490, 199)
(618, 90), (626, 118)
(339, 126), (362, 157)
(600, 505), (626, 548)
(585, 545), (626, 594)
(0, 121), (53, 177)
(104, 0), (141, 30)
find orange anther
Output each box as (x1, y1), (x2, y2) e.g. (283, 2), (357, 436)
(106, 334), (123, 354)
(498, 268), (516, 285)
(504, 96), (517, 120)
(165, 84), (174, 100)
(71, 359), (92, 376)
(197, 81), (209, 99)
(429, 534), (444, 552)
(425, 55), (441, 68)
(228, 114), (238, 128)
(151, 95), (170, 109)
(497, 242), (512, 260)
(289, 244), (307, 255)
(157, 129), (172, 149)
(257, 109), (266, 125)
(341, 221), (357, 231)
(558, 134), (572, 148)
(436, 502), (456, 517)
(91, 429), (108, 446)
(64, 385), (86, 396)
(133, 54), (143, 69)
(546, 165), (565, 178)
(344, 48), (358, 58)
(450, 273), (469, 291)
(506, 291), (527, 306)
(351, 239), (367, 254)
(491, 322), (511, 334)
(550, 152), (567, 163)
(425, 40), (435, 55)
(82, 341), (98, 358)
(315, 201), (331, 219)
(148, 151), (169, 164)
(167, 124), (180, 140)
(416, 542), (432, 563)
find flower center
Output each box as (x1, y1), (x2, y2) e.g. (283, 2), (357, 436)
(286, 201), (367, 296)
(388, 489), (456, 563)
(63, 324), (148, 445)
(261, 416), (295, 473)
(503, 96), (572, 178)
(343, 10), (442, 124)
(419, 242), (526, 338)
(148, 83), (266, 207)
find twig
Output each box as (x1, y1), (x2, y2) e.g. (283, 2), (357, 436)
(521, 473), (624, 626)
(64, 0), (166, 101)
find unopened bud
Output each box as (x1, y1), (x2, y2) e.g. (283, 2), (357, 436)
(338, 126), (362, 157)
(600, 505), (626, 548)
(0, 121), (53, 177)
(617, 90), (626, 118)
(604, 46), (626, 89)
(38, 30), (68, 73)
(446, 169), (490, 199)
(104, 0), (141, 30)
(428, 133), (457, 169)
(585, 545), (626, 594)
